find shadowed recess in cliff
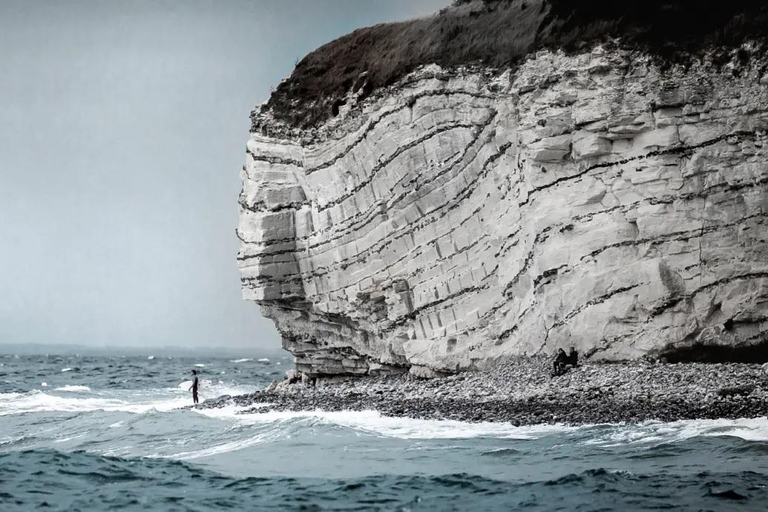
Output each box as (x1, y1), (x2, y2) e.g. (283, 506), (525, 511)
(258, 0), (768, 131)
(655, 338), (768, 364)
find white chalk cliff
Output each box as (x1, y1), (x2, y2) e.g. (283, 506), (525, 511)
(238, 43), (768, 376)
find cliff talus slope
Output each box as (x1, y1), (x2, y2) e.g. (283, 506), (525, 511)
(238, 2), (768, 376)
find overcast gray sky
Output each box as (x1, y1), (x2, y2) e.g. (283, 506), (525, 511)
(0, 0), (451, 351)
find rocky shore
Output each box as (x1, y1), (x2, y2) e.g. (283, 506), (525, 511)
(198, 360), (768, 426)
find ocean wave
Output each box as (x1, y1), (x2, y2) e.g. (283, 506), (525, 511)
(0, 378), (261, 416)
(481, 447), (522, 457)
(230, 358), (252, 363)
(582, 417), (768, 447)
(171, 407), (579, 460)
(0, 390), (189, 416)
(193, 408), (578, 440)
(3, 450), (766, 511)
(168, 431), (279, 460)
(0, 434), (32, 447)
(191, 407), (768, 446)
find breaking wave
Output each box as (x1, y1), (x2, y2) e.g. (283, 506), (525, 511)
(0, 390), (189, 416)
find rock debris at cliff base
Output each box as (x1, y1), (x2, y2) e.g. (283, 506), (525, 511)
(198, 361), (768, 426)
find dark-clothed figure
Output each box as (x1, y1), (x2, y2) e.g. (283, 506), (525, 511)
(189, 370), (199, 404)
(566, 347), (579, 368)
(553, 348), (567, 376)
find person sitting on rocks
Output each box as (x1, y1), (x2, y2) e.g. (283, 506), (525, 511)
(552, 348), (568, 376)
(565, 347), (579, 368)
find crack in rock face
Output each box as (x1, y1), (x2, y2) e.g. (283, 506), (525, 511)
(238, 48), (768, 377)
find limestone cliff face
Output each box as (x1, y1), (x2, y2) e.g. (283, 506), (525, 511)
(238, 46), (768, 376)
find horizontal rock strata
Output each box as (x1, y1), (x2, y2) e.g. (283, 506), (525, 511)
(238, 46), (768, 376)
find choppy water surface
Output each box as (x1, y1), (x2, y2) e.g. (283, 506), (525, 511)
(1, 354), (767, 511)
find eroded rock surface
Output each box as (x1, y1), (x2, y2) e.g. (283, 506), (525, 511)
(238, 47), (768, 376)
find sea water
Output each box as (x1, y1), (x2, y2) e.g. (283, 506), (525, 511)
(1, 354), (767, 511)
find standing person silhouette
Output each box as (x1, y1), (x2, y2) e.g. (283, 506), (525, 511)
(189, 369), (199, 404)
(566, 347), (579, 368)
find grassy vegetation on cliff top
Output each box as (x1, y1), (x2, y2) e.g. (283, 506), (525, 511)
(258, 0), (768, 131)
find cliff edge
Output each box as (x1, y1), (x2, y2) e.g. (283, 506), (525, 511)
(238, 0), (768, 377)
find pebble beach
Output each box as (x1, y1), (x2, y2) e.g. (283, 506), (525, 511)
(198, 359), (768, 426)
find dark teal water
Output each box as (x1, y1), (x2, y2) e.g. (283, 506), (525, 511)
(1, 354), (768, 511)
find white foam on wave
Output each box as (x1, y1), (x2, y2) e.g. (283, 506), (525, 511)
(0, 434), (31, 447)
(193, 407), (577, 440)
(161, 407), (580, 461)
(54, 385), (91, 393)
(169, 431), (276, 460)
(194, 364), (205, 368)
(166, 410), (768, 462)
(230, 358), (252, 363)
(583, 417), (768, 446)
(258, 358), (270, 363)
(192, 403), (269, 420)
(164, 405), (280, 460)
(192, 405), (768, 445)
(0, 391), (189, 416)
(60, 368), (73, 373)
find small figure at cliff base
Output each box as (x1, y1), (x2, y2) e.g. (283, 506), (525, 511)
(189, 369), (199, 404)
(566, 347), (579, 368)
(552, 347), (579, 376)
(552, 349), (568, 376)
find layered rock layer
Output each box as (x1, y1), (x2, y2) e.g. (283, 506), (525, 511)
(238, 47), (768, 376)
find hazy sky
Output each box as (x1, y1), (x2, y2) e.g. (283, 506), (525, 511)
(0, 0), (451, 351)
